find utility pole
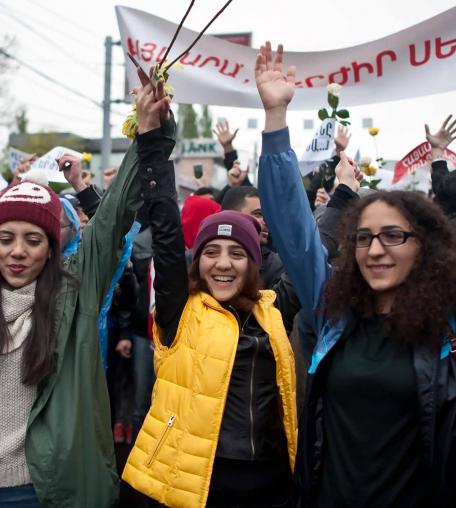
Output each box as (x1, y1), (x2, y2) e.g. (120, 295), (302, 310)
(100, 36), (121, 183)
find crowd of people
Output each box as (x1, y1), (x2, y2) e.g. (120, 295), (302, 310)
(1, 40), (455, 508)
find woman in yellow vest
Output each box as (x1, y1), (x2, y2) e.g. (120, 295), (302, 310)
(122, 76), (299, 508)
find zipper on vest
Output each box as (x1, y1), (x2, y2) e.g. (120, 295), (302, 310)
(249, 336), (259, 459)
(145, 415), (175, 467)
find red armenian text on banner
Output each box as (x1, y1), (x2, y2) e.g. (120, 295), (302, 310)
(393, 142), (456, 183)
(116, 5), (456, 109)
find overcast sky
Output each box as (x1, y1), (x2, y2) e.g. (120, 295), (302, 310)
(1, 0), (455, 163)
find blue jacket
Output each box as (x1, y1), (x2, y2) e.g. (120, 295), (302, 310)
(259, 127), (456, 507)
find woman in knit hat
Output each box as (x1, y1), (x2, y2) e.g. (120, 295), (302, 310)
(123, 70), (300, 508)
(0, 116), (147, 507)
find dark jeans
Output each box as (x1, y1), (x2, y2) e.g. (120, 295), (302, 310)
(132, 334), (155, 439)
(0, 485), (40, 507)
(206, 497), (294, 508)
(207, 457), (295, 508)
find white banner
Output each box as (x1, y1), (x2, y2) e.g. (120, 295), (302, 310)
(30, 146), (83, 183)
(116, 6), (456, 109)
(299, 118), (336, 175)
(8, 147), (32, 174)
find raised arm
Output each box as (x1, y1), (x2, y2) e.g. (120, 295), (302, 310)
(214, 119), (240, 170)
(57, 142), (142, 313)
(135, 77), (188, 346)
(426, 115), (456, 215)
(256, 42), (331, 332)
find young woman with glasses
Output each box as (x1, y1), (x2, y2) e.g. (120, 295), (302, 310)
(256, 41), (456, 508)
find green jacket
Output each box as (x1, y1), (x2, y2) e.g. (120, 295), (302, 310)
(25, 141), (141, 508)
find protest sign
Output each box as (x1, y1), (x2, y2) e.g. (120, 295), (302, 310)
(0, 172), (7, 191)
(299, 118), (336, 175)
(393, 142), (456, 183)
(8, 147), (32, 174)
(30, 146), (83, 183)
(116, 6), (456, 109)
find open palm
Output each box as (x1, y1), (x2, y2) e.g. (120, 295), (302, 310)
(255, 42), (296, 111)
(425, 115), (456, 150)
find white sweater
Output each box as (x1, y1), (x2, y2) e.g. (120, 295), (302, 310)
(0, 282), (37, 488)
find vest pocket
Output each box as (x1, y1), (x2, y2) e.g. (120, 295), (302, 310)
(145, 415), (175, 467)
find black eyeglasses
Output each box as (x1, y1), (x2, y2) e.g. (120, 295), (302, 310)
(355, 230), (418, 248)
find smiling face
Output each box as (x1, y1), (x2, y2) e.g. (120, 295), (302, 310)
(198, 238), (249, 302)
(0, 221), (50, 288)
(355, 200), (420, 313)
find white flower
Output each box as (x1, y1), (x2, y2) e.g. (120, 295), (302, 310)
(359, 156), (372, 167)
(327, 83), (342, 96)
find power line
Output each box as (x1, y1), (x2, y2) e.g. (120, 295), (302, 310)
(0, 1), (98, 52)
(4, 50), (129, 120)
(0, 48), (102, 108)
(20, 0), (100, 40)
(24, 102), (98, 125)
(0, 4), (103, 79)
(15, 66), (103, 112)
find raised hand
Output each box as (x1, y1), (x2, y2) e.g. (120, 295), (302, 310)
(255, 41), (296, 131)
(134, 66), (171, 134)
(214, 120), (239, 152)
(335, 152), (361, 192)
(335, 125), (351, 155)
(228, 160), (248, 187)
(314, 188), (330, 208)
(57, 153), (87, 193)
(425, 115), (456, 150)
(16, 154), (37, 176)
(103, 167), (118, 190)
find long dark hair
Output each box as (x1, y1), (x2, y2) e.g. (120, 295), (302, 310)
(188, 253), (261, 312)
(0, 238), (76, 385)
(325, 191), (456, 349)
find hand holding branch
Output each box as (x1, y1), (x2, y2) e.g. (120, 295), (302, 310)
(135, 67), (171, 134)
(314, 188), (330, 208)
(335, 152), (362, 192)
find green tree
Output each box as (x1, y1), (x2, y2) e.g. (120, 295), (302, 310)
(15, 108), (28, 134)
(15, 132), (85, 156)
(199, 105), (213, 138)
(178, 104), (199, 139)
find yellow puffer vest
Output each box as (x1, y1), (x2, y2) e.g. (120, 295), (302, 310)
(123, 290), (297, 508)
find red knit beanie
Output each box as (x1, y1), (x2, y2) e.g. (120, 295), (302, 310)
(0, 171), (62, 245)
(193, 210), (262, 267)
(181, 195), (221, 249)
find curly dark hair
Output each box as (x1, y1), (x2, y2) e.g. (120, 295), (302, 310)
(325, 190), (456, 349)
(188, 254), (261, 312)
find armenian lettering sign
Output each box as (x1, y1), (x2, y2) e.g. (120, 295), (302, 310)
(8, 147), (31, 173)
(299, 118), (336, 175)
(393, 142), (456, 183)
(116, 5), (456, 109)
(30, 146), (83, 183)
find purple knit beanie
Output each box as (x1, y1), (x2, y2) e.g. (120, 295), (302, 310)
(193, 210), (262, 267)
